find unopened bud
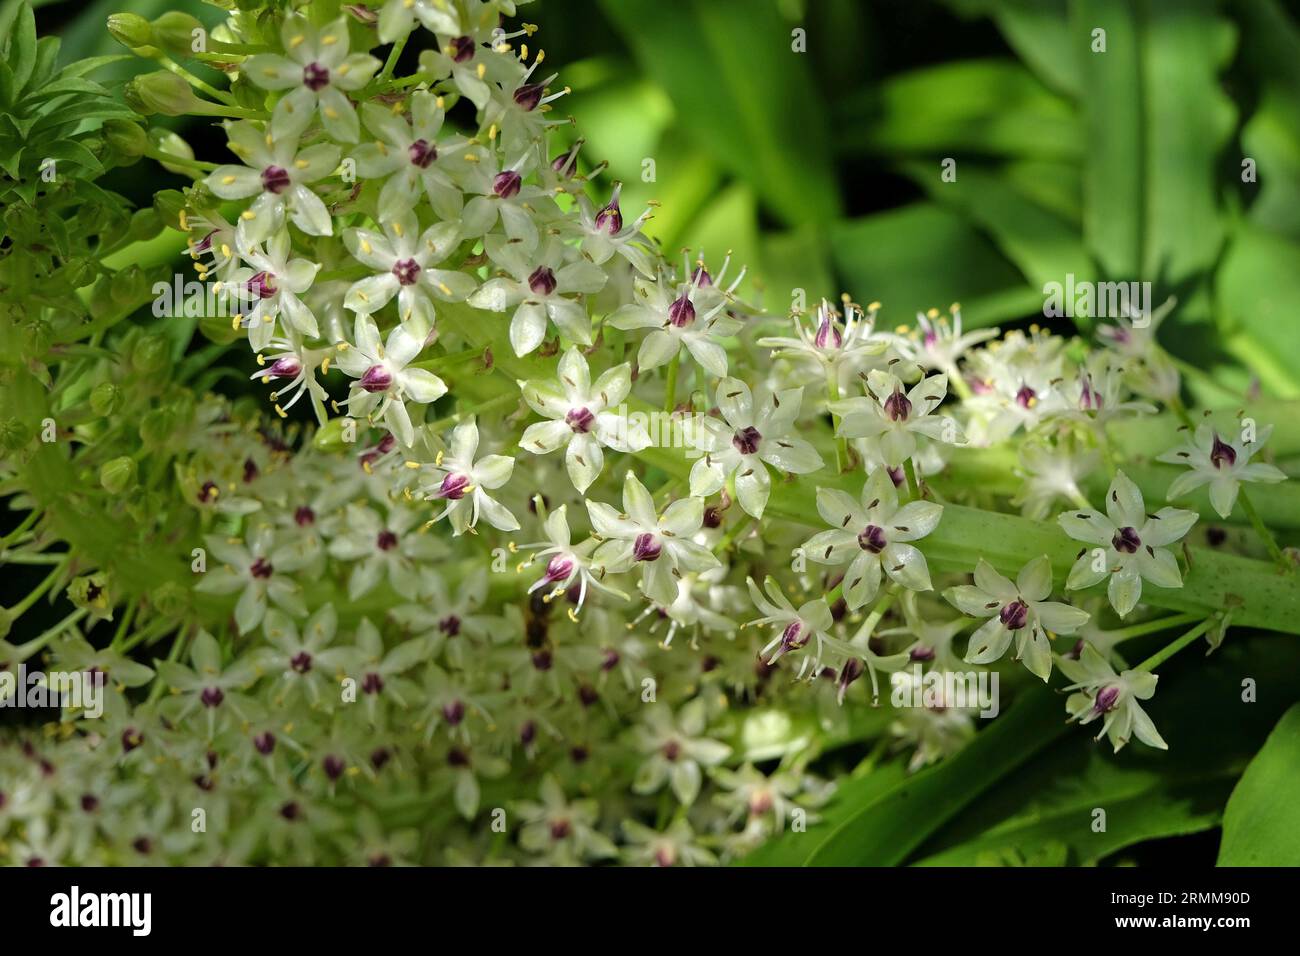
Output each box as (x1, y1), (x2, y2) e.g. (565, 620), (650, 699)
(107, 12), (155, 50)
(90, 382), (121, 417)
(68, 571), (115, 620)
(103, 119), (148, 160)
(151, 12), (203, 56)
(132, 71), (202, 117)
(100, 456), (137, 495)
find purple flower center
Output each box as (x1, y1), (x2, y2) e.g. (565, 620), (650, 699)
(999, 599), (1029, 631)
(376, 529), (398, 551)
(443, 700), (466, 724)
(198, 480), (219, 503)
(294, 505), (315, 526)
(1015, 385), (1037, 409)
(815, 318), (842, 349)
(200, 687), (224, 708)
(260, 165), (291, 194)
(1112, 526), (1141, 553)
(857, 524), (887, 553)
(392, 258), (421, 286)
(883, 388), (912, 422)
(302, 62), (330, 91)
(290, 651), (312, 674)
(549, 818), (571, 840)
(1210, 433), (1237, 469)
(449, 35), (475, 63)
(732, 425), (762, 455)
(362, 672), (384, 694)
(122, 728), (143, 752)
(691, 265), (712, 287)
(602, 648), (620, 671)
(532, 649), (553, 671)
(513, 83), (544, 111)
(250, 557), (274, 579)
(909, 644), (936, 662)
(633, 532), (662, 562)
(662, 740), (681, 762)
(594, 198), (622, 234)
(544, 555), (575, 583)
(247, 271), (278, 299)
(439, 615), (461, 636)
(528, 265), (557, 296)
(668, 294), (695, 328)
(358, 364), (393, 393)
(408, 138), (437, 168)
(1093, 685), (1120, 714)
(781, 619), (808, 650)
(254, 731), (275, 755)
(493, 170), (522, 198)
(566, 406), (595, 433)
(265, 355), (300, 378)
(438, 473), (470, 500)
(323, 755), (345, 780)
(1079, 375), (1104, 411)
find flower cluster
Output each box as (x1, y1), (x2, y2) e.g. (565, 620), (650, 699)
(0, 0), (1292, 867)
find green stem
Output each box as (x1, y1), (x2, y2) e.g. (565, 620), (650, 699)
(14, 607), (89, 659)
(5, 555), (69, 618)
(663, 353), (680, 414)
(380, 35), (409, 83)
(1105, 611), (1202, 643)
(109, 601), (138, 653)
(1136, 618), (1216, 672)
(1238, 486), (1292, 572)
(0, 510), (41, 548)
(826, 365), (846, 473)
(850, 588), (898, 647)
(142, 147), (218, 173)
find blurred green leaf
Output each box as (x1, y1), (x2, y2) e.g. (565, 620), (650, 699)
(1218, 702), (1300, 865)
(829, 203), (1028, 326)
(1216, 221), (1300, 395)
(838, 60), (1079, 160)
(600, 0), (840, 227)
(902, 160), (1090, 290)
(917, 634), (1300, 865)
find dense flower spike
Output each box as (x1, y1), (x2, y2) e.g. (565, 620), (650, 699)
(3, 0), (1292, 868)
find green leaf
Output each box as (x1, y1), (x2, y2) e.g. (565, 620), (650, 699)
(744, 684), (1066, 866)
(1218, 702), (1300, 865)
(7, 1), (34, 94)
(837, 59), (1079, 160)
(829, 203), (1026, 326)
(902, 160), (1091, 291)
(599, 0), (840, 227)
(917, 635), (1300, 865)
(1074, 0), (1141, 279)
(1216, 222), (1300, 393)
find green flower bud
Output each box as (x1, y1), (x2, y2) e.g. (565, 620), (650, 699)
(153, 189), (189, 230)
(198, 310), (244, 346)
(107, 12), (155, 50)
(90, 382), (121, 417)
(151, 12), (204, 56)
(88, 275), (117, 319)
(151, 580), (189, 618)
(128, 207), (164, 243)
(103, 118), (149, 160)
(133, 71), (203, 117)
(100, 456), (137, 494)
(67, 571), (115, 621)
(312, 416), (352, 452)
(0, 418), (33, 453)
(139, 407), (175, 448)
(148, 128), (197, 176)
(131, 334), (170, 376)
(111, 265), (149, 306)
(60, 258), (97, 290)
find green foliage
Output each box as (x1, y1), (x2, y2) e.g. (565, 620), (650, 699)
(1218, 702), (1300, 865)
